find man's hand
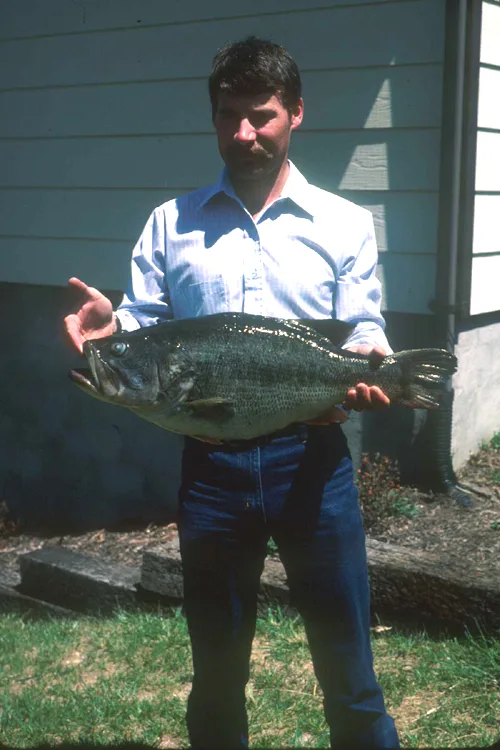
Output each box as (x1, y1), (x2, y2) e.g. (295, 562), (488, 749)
(305, 344), (390, 425)
(64, 277), (117, 354)
(343, 344), (390, 412)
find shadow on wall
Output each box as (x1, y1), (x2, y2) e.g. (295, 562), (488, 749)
(358, 312), (445, 489)
(0, 283), (182, 532)
(292, 30), (443, 318)
(1, 286), (444, 533)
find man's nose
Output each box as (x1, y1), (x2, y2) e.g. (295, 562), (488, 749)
(234, 118), (256, 143)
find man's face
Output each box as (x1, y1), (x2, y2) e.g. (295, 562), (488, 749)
(213, 91), (303, 182)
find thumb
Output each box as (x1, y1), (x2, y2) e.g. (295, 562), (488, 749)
(68, 277), (103, 302)
(368, 347), (386, 371)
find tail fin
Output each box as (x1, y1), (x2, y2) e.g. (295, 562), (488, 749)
(391, 348), (457, 409)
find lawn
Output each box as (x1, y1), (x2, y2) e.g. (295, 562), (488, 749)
(1, 607), (499, 748)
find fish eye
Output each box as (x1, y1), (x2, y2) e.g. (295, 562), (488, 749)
(110, 341), (129, 357)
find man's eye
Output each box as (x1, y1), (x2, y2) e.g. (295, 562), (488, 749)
(250, 113), (273, 128)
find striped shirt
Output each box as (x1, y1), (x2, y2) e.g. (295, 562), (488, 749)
(116, 161), (391, 352)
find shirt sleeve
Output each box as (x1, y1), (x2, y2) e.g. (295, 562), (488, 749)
(335, 212), (393, 354)
(115, 208), (173, 331)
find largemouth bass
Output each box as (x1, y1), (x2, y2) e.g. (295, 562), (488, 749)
(69, 313), (457, 441)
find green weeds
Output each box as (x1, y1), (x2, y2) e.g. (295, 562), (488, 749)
(356, 453), (420, 532)
(1, 608), (499, 748)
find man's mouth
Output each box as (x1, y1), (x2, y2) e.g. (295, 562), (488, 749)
(232, 147), (268, 161)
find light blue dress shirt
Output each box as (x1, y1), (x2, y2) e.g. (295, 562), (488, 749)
(116, 161), (391, 352)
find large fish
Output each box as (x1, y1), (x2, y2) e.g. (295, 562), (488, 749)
(69, 313), (457, 441)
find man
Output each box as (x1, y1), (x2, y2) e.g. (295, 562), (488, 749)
(65, 37), (399, 749)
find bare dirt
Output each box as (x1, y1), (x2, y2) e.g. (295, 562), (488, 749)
(359, 443), (500, 579)
(1, 441), (499, 586)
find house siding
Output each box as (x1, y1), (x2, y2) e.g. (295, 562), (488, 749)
(0, 0), (450, 529)
(470, 0), (500, 315)
(452, 0), (500, 467)
(1, 0), (445, 314)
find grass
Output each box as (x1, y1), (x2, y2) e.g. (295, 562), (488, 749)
(489, 432), (500, 452)
(3, 431), (500, 747)
(1, 608), (499, 748)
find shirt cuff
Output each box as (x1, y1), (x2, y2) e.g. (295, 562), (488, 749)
(114, 310), (142, 333)
(341, 326), (393, 354)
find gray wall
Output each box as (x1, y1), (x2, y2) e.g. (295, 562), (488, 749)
(453, 318), (500, 467)
(0, 0), (455, 529)
(450, 0), (500, 462)
(1, 0), (445, 312)
(0, 283), (434, 530)
(0, 283), (183, 530)
(469, 0), (500, 315)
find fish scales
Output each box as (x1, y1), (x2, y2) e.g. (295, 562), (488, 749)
(69, 312), (458, 440)
(152, 318), (361, 437)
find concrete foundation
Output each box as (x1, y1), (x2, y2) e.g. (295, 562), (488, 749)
(452, 317), (500, 467)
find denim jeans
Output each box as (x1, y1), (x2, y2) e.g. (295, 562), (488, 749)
(177, 424), (400, 749)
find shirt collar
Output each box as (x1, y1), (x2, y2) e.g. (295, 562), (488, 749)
(199, 160), (315, 219)
(198, 167), (236, 208)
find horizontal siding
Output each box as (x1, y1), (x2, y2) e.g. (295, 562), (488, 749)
(0, 1), (444, 90)
(0, 64), (443, 138)
(0, 0), (446, 315)
(480, 1), (500, 67)
(0, 236), (434, 315)
(377, 253), (436, 314)
(470, 254), (500, 315)
(467, 4), (500, 314)
(0, 237), (132, 290)
(0, 188), (179, 244)
(477, 66), (500, 130)
(473, 195), (500, 255)
(0, 0), (398, 40)
(296, 131), (441, 191)
(475, 131), (500, 191)
(341, 191), (439, 254)
(0, 189), (439, 255)
(0, 130), (441, 192)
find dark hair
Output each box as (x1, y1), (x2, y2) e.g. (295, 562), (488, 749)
(209, 36), (302, 117)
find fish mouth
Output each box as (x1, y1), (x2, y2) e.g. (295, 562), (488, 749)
(69, 342), (121, 402)
(68, 365), (120, 405)
(69, 367), (99, 394)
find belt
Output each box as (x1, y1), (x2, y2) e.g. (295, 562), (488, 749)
(226, 423), (308, 450)
(201, 423), (340, 452)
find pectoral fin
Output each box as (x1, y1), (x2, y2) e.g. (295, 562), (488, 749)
(186, 397), (235, 422)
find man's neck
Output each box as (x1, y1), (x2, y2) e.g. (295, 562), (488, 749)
(231, 160), (290, 218)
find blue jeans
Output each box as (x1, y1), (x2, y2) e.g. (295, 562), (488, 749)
(177, 424), (399, 749)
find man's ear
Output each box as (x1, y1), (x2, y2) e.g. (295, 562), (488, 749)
(290, 98), (304, 131)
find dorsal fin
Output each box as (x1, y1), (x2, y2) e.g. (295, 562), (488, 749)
(290, 319), (354, 347)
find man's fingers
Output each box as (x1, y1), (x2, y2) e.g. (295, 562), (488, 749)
(64, 314), (85, 354)
(68, 277), (102, 301)
(368, 348), (386, 370)
(346, 383), (371, 411)
(68, 277), (88, 292)
(343, 384), (390, 411)
(369, 386), (390, 407)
